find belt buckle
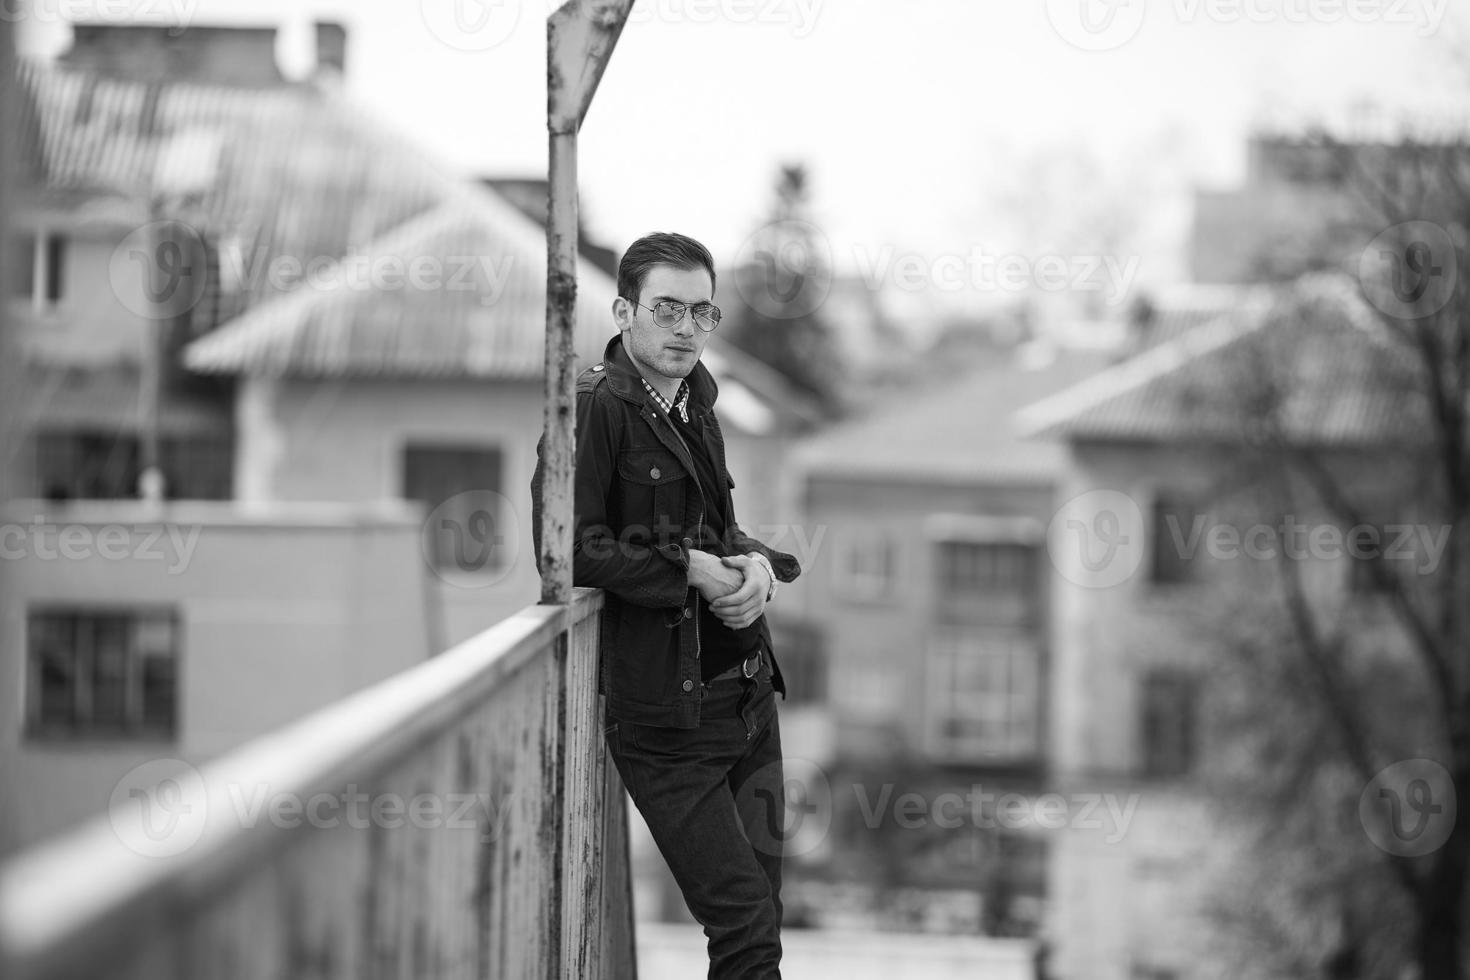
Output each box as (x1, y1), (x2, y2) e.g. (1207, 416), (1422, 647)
(742, 652), (759, 679)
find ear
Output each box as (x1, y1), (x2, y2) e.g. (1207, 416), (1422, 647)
(612, 295), (633, 332)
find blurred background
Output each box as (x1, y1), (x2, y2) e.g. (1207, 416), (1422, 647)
(3, 1), (1469, 978)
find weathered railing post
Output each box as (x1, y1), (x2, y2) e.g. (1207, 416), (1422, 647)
(544, 5), (638, 979)
(540, 0), (633, 605)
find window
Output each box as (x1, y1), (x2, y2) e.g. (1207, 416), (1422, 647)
(403, 443), (505, 572)
(34, 430), (233, 501)
(45, 233), (66, 303)
(925, 628), (1039, 763)
(27, 608), (179, 739)
(9, 232), (66, 306)
(1139, 668), (1199, 778)
(937, 541), (1035, 598)
(1349, 523), (1396, 596)
(767, 619), (825, 706)
(834, 533), (896, 602)
(1150, 495), (1202, 585)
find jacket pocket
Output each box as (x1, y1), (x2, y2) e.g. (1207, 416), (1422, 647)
(617, 448), (688, 542)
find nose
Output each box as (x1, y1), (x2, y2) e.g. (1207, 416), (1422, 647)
(672, 313), (697, 339)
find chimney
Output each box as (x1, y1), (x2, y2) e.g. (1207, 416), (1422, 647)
(60, 24), (285, 88)
(314, 21), (347, 79)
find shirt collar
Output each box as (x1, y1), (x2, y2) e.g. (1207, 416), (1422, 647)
(641, 376), (690, 423)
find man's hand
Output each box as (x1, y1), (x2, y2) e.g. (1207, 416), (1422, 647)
(688, 549), (745, 604)
(708, 554), (770, 630)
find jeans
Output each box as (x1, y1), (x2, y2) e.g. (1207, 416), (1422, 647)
(606, 656), (785, 980)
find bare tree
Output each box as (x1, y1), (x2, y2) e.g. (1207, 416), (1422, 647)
(1170, 133), (1470, 978)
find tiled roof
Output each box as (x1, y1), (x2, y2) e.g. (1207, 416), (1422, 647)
(1130, 283), (1271, 349)
(794, 345), (1113, 484)
(1018, 275), (1431, 448)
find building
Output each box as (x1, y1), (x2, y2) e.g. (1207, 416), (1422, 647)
(2, 22), (815, 858)
(1191, 132), (1385, 284)
(1018, 274), (1420, 980)
(786, 340), (1112, 936)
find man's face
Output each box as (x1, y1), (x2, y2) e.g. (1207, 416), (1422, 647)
(614, 264), (714, 383)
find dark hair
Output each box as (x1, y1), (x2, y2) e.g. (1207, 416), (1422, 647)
(616, 232), (717, 303)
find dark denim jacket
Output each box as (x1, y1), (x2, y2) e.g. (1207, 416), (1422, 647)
(531, 334), (801, 728)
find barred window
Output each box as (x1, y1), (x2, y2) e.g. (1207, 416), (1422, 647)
(27, 608), (179, 740)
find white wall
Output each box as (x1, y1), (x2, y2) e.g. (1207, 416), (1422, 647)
(0, 500), (432, 857)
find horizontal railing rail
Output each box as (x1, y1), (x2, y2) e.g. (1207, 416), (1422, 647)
(0, 587), (634, 980)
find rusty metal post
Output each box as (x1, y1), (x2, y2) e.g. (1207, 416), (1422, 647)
(541, 0), (634, 606)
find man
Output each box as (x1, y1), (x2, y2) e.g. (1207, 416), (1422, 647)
(532, 232), (800, 979)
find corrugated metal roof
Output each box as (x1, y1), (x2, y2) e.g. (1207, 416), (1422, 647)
(1018, 275), (1431, 448)
(17, 58), (814, 425)
(182, 183), (619, 379)
(16, 59), (447, 332)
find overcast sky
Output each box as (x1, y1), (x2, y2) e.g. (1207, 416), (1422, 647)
(17, 0), (1470, 289)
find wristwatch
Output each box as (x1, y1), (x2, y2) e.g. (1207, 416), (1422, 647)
(749, 552), (778, 603)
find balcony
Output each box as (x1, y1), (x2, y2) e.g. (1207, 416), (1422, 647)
(0, 588), (637, 979)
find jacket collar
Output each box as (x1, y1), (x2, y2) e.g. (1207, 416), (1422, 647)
(600, 333), (718, 416)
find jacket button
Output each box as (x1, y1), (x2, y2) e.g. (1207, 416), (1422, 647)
(681, 537), (693, 549)
(681, 679), (694, 692)
(592, 364), (604, 372)
(684, 607), (693, 619)
(650, 467), (661, 480)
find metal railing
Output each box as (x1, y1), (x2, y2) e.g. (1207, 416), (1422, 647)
(0, 589), (635, 980)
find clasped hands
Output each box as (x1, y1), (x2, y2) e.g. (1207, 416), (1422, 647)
(688, 550), (771, 630)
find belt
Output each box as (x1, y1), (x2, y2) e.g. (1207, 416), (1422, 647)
(706, 649), (761, 684)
